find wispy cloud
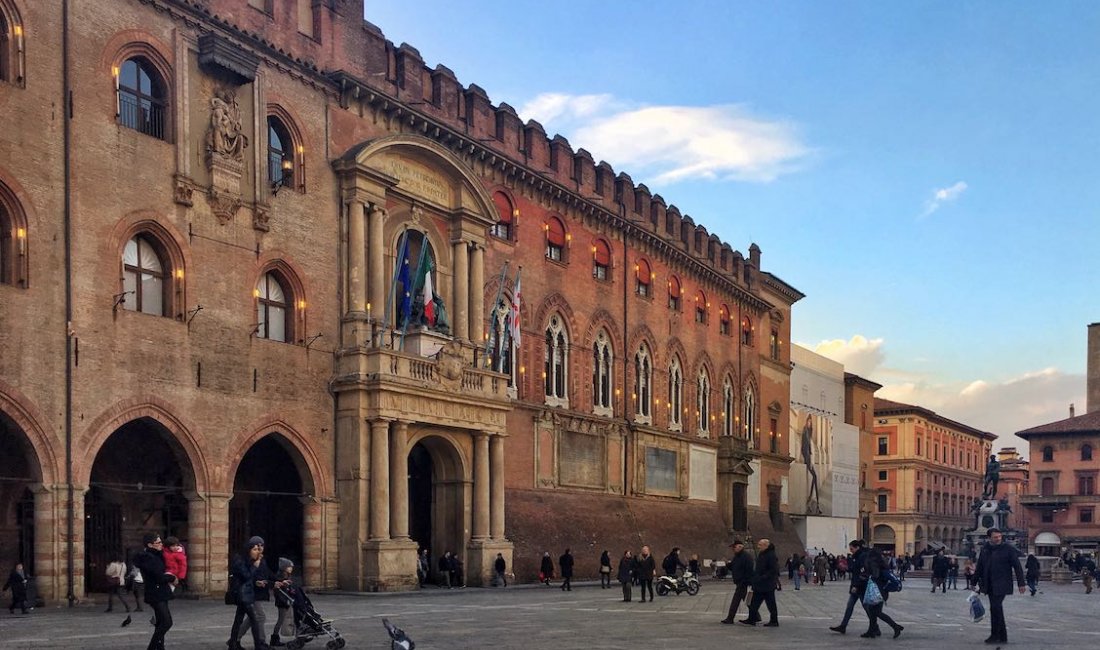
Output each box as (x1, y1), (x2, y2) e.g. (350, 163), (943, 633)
(516, 92), (811, 185)
(920, 181), (968, 218)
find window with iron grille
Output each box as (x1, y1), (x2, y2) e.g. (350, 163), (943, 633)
(118, 58), (167, 140)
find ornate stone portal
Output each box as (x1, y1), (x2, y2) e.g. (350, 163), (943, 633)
(205, 86), (248, 223)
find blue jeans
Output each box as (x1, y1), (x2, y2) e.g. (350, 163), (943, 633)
(794, 572), (802, 589)
(837, 591), (860, 628)
(1026, 576), (1038, 594)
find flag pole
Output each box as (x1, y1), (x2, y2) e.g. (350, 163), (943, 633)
(384, 226), (410, 331)
(399, 237), (430, 352)
(483, 261), (510, 369)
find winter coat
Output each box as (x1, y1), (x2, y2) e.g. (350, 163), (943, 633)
(600, 551), (612, 571)
(635, 554), (657, 581)
(861, 547), (891, 601)
(1025, 556), (1040, 581)
(3, 568), (28, 601)
(539, 555), (554, 578)
(617, 557), (634, 584)
(163, 546), (188, 581)
(494, 556), (506, 573)
(848, 548), (868, 587)
(750, 544), (780, 593)
(133, 547), (174, 605)
(662, 553), (684, 576)
(729, 549), (755, 587)
(559, 553), (574, 578)
(931, 555), (950, 578)
(976, 541), (1024, 597)
(813, 554), (828, 576)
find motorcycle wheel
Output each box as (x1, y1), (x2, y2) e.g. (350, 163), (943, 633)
(686, 580), (700, 596)
(656, 582), (671, 596)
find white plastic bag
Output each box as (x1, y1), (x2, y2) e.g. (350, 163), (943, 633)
(863, 580), (884, 607)
(967, 590), (985, 623)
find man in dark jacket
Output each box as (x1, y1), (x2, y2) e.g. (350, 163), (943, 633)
(740, 538), (780, 627)
(559, 548), (574, 592)
(720, 540), (754, 624)
(133, 533), (176, 650)
(931, 548), (950, 593)
(635, 545), (657, 603)
(975, 528), (1025, 644)
(228, 536), (273, 650)
(830, 539), (869, 634)
(1024, 554), (1040, 596)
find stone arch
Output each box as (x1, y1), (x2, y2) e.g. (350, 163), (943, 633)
(664, 337), (688, 371)
(0, 379), (58, 485)
(405, 428), (471, 571)
(690, 350), (716, 381)
(914, 524), (925, 551)
(627, 324), (660, 367)
(581, 308), (622, 352)
(223, 417), (329, 498)
(873, 524), (896, 544)
(252, 254), (310, 343)
(101, 30), (176, 141)
(406, 428), (470, 482)
(77, 397), (209, 492)
(265, 101), (309, 193)
(532, 292), (579, 339)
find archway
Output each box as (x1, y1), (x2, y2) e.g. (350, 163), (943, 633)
(229, 433), (313, 581)
(407, 434), (467, 585)
(85, 417), (196, 593)
(914, 525), (925, 554)
(0, 410), (42, 573)
(872, 524), (896, 554)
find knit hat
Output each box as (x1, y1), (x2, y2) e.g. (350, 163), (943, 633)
(278, 557), (294, 572)
(247, 536), (265, 548)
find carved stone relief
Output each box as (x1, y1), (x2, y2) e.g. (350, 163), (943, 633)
(205, 86), (248, 224)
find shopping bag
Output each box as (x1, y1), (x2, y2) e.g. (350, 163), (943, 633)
(863, 580), (884, 607)
(967, 591), (985, 623)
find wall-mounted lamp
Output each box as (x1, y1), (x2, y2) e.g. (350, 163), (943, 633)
(271, 158), (294, 196)
(112, 290), (134, 312)
(16, 227), (26, 254)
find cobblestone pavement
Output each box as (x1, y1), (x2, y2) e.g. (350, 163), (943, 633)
(0, 577), (1090, 649)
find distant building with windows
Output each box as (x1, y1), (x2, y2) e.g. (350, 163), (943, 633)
(870, 398), (995, 554)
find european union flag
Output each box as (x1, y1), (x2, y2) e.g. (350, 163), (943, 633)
(395, 232), (413, 325)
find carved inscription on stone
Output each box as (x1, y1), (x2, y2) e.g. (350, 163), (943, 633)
(380, 156), (451, 205)
(559, 430), (603, 488)
(645, 447), (678, 494)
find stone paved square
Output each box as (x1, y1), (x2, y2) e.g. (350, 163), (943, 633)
(0, 576), (1090, 649)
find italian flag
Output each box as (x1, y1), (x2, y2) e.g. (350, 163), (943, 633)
(417, 256), (435, 326)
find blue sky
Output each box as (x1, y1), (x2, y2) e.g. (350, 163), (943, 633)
(363, 1), (1100, 447)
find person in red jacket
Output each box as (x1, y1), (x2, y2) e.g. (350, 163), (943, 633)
(162, 537), (188, 593)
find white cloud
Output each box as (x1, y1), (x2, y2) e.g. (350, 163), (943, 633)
(809, 335), (886, 378)
(920, 180), (968, 218)
(515, 93), (811, 185)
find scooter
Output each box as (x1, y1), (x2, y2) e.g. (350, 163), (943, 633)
(655, 571), (701, 596)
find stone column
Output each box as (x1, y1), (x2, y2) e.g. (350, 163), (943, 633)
(30, 484), (57, 603)
(370, 419), (391, 540)
(301, 497), (323, 586)
(490, 434), (506, 540)
(469, 243), (485, 344)
(205, 492), (233, 594)
(185, 492), (208, 594)
(473, 432), (490, 540)
(347, 199), (367, 315)
(368, 205), (386, 325)
(453, 240), (469, 342)
(389, 421), (410, 539)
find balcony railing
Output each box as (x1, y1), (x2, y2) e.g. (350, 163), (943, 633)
(359, 346), (509, 400)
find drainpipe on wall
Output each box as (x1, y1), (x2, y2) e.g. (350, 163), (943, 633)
(62, 0), (76, 607)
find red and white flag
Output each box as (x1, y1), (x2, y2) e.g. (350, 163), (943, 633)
(510, 268), (522, 349)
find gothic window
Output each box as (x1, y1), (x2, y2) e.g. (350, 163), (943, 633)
(719, 305), (731, 335)
(592, 330), (613, 415)
(488, 296), (517, 388)
(256, 271), (292, 342)
(696, 368), (710, 434)
(0, 196), (25, 286)
(722, 378), (734, 436)
(742, 384), (756, 444)
(668, 357), (683, 431)
(634, 344), (652, 422)
(490, 192), (514, 241)
(266, 114), (304, 193)
(544, 315), (569, 407)
(635, 258), (652, 297)
(545, 217), (566, 262)
(740, 316), (753, 346)
(0, 4), (24, 86)
(122, 234), (168, 316)
(592, 239), (611, 281)
(694, 290), (707, 324)
(117, 57), (167, 140)
(668, 275), (681, 311)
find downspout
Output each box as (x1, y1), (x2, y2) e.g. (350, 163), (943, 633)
(62, 0), (76, 607)
(621, 220), (630, 496)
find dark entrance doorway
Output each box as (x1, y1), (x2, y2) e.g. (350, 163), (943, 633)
(229, 434), (307, 581)
(731, 483), (748, 531)
(408, 442), (433, 554)
(0, 410), (40, 574)
(85, 417), (193, 593)
(406, 434), (466, 586)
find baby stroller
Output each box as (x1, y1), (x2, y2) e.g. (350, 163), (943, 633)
(274, 586), (345, 650)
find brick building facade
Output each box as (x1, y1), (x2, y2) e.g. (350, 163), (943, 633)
(0, 0), (801, 602)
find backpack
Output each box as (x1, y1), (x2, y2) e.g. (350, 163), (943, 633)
(884, 570), (903, 593)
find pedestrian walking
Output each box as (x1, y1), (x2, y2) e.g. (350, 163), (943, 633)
(599, 550), (612, 589)
(740, 538), (780, 627)
(814, 553), (829, 586)
(1082, 554), (1096, 594)
(860, 546), (904, 639)
(1024, 554), (1040, 596)
(947, 558), (959, 590)
(493, 553), (508, 587)
(617, 550), (634, 602)
(3, 561), (30, 614)
(132, 533), (176, 650)
(439, 551), (454, 588)
(105, 557), (131, 613)
(559, 548), (574, 591)
(830, 540), (869, 634)
(975, 528), (1025, 644)
(416, 549), (430, 588)
(539, 552), (554, 586)
(720, 540), (754, 624)
(931, 549), (949, 593)
(688, 553), (701, 577)
(270, 558), (296, 647)
(227, 535), (273, 650)
(129, 555), (146, 612)
(636, 546), (656, 603)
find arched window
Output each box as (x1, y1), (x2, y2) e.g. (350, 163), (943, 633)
(697, 368), (710, 434)
(117, 57), (167, 140)
(668, 356), (683, 431)
(488, 295), (517, 389)
(742, 384), (757, 444)
(634, 344), (652, 422)
(694, 290), (707, 324)
(0, 5), (24, 86)
(256, 271), (291, 342)
(0, 12), (9, 83)
(719, 305), (731, 336)
(0, 193), (27, 287)
(722, 378), (735, 436)
(545, 217), (566, 262)
(267, 116), (295, 191)
(740, 316), (753, 346)
(592, 239), (611, 281)
(635, 258), (652, 297)
(770, 327), (780, 360)
(491, 191), (514, 240)
(668, 276), (681, 311)
(592, 330), (613, 415)
(1042, 446), (1054, 462)
(122, 234), (168, 315)
(1083, 445), (1094, 461)
(544, 315), (569, 406)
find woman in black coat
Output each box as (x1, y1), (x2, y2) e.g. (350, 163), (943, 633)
(133, 533), (176, 650)
(860, 548), (903, 639)
(617, 551), (634, 602)
(1024, 554), (1040, 596)
(539, 552), (554, 586)
(3, 562), (29, 614)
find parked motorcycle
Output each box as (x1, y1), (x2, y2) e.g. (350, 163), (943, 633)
(656, 571), (701, 596)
